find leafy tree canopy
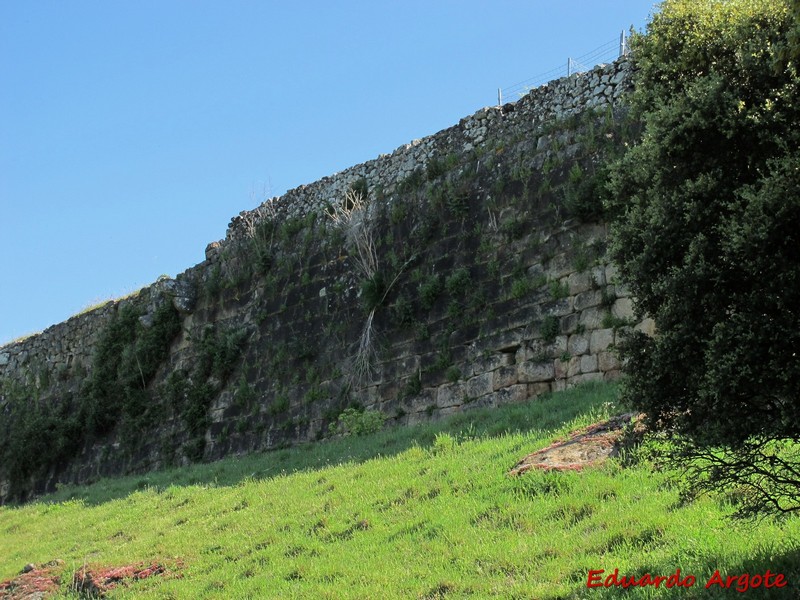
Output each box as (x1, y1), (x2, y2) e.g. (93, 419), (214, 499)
(608, 0), (800, 516)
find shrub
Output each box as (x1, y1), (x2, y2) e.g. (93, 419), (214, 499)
(562, 164), (609, 221)
(607, 0), (800, 517)
(197, 325), (247, 382)
(360, 272), (387, 312)
(510, 277), (532, 300)
(418, 274), (443, 311)
(398, 169), (425, 193)
(401, 375), (422, 399)
(445, 268), (471, 297)
(549, 279), (569, 300)
(267, 394), (290, 416)
(426, 158), (447, 181)
(329, 408), (386, 437)
(390, 202), (408, 225)
(391, 295), (414, 326)
(446, 366), (461, 383)
(540, 315), (559, 344)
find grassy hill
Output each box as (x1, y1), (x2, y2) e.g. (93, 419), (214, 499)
(1, 382), (798, 598)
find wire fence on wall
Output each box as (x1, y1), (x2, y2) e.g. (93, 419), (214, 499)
(499, 32), (629, 105)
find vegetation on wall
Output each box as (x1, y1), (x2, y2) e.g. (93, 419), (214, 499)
(83, 302), (181, 439)
(0, 299), (182, 499)
(1, 53), (636, 501)
(607, 0), (800, 516)
(0, 378), (79, 497)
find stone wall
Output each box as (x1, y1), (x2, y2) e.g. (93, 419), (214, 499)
(0, 277), (195, 389)
(0, 303), (116, 388)
(0, 58), (641, 503)
(222, 59), (631, 243)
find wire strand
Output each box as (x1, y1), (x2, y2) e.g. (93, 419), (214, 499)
(500, 35), (624, 101)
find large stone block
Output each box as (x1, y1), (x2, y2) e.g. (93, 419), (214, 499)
(527, 382), (550, 398)
(465, 372), (493, 398)
(477, 331), (522, 355)
(396, 353), (421, 374)
(462, 394), (497, 411)
(598, 351), (620, 372)
(567, 333), (590, 355)
(467, 352), (515, 377)
(614, 281), (632, 298)
(554, 358), (569, 379)
(518, 360), (555, 383)
(559, 313), (579, 335)
(541, 297), (575, 318)
(489, 384), (529, 407)
(546, 253), (574, 279)
(574, 289), (603, 311)
(406, 410), (431, 427)
(635, 317), (656, 336)
(580, 354), (599, 374)
(612, 298), (634, 320)
(567, 372), (603, 387)
(589, 329), (615, 354)
(492, 365), (518, 390)
(406, 388), (435, 413)
(506, 306), (540, 330)
(527, 262), (545, 279)
(591, 265), (606, 288)
(436, 382), (465, 408)
(568, 356), (582, 377)
(579, 307), (605, 330)
(438, 406), (460, 418)
(526, 336), (566, 362)
(567, 271), (594, 295)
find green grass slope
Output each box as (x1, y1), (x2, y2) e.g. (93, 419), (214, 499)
(1, 383), (798, 598)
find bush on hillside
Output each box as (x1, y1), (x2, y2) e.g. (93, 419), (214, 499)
(607, 0), (800, 516)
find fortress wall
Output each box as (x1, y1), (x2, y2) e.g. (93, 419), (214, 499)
(0, 58), (639, 502)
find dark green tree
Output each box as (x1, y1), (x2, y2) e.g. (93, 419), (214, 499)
(607, 0), (800, 516)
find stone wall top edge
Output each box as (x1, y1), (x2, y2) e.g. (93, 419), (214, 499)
(1, 57), (631, 359)
(0, 301), (109, 353)
(223, 57), (630, 243)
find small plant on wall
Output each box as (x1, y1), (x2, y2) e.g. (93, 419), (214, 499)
(328, 407), (386, 436)
(241, 200), (279, 275)
(540, 315), (560, 344)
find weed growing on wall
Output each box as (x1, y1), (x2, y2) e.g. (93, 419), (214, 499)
(329, 407), (386, 436)
(418, 274), (443, 311)
(241, 201), (278, 275)
(445, 268), (471, 297)
(327, 189), (414, 389)
(540, 315), (560, 344)
(162, 324), (247, 462)
(0, 378), (80, 498)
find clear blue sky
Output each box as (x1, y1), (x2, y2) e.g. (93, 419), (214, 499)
(0, 1), (658, 345)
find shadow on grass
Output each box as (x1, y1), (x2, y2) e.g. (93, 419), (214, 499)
(33, 382), (618, 507)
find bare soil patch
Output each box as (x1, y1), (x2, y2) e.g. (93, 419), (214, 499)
(0, 559), (182, 599)
(509, 413), (643, 475)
